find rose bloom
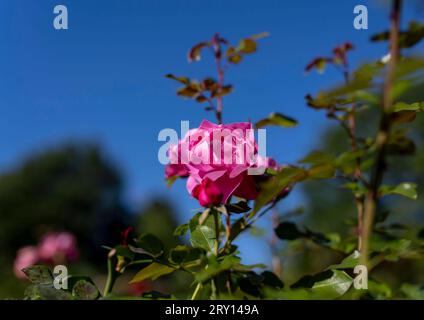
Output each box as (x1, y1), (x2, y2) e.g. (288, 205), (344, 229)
(165, 120), (276, 207)
(14, 246), (39, 279)
(38, 231), (79, 264)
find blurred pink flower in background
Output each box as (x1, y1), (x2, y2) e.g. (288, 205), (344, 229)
(13, 231), (79, 279)
(38, 231), (79, 264)
(13, 246), (39, 279)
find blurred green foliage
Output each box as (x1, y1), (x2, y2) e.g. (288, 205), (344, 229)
(0, 143), (185, 298)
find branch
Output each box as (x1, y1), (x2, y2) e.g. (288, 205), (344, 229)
(360, 0), (402, 267)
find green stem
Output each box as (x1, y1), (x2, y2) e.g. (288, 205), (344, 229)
(360, 0), (402, 267)
(191, 282), (202, 300)
(213, 209), (220, 256)
(103, 257), (118, 297)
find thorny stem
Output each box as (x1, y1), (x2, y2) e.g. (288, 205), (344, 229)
(341, 66), (365, 252)
(360, 0), (402, 267)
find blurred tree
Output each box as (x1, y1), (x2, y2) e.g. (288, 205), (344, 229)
(0, 143), (130, 263)
(135, 199), (181, 250)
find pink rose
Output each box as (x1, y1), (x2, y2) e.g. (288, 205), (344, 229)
(192, 178), (223, 207)
(167, 120), (276, 206)
(38, 232), (79, 264)
(14, 246), (39, 279)
(165, 163), (189, 179)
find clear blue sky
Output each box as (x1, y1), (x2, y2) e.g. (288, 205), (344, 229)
(0, 1), (422, 265)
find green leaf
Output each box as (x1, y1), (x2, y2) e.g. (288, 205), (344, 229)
(387, 128), (416, 155)
(225, 201), (251, 214)
(343, 182), (367, 198)
(72, 280), (100, 300)
(274, 222), (304, 240)
(288, 270), (353, 299)
(169, 245), (203, 265)
(130, 263), (175, 284)
(370, 235), (412, 262)
(130, 234), (164, 259)
(173, 223), (189, 236)
(114, 245), (135, 260)
(311, 270), (353, 299)
(25, 284), (74, 300)
(334, 150), (365, 174)
(395, 57), (424, 79)
(305, 93), (351, 110)
(308, 163), (335, 179)
(367, 279), (392, 300)
(401, 283), (424, 300)
(255, 112), (298, 129)
(22, 265), (53, 285)
(195, 255), (242, 283)
(379, 182), (418, 200)
(391, 101), (424, 112)
(326, 251), (359, 270)
(189, 212), (217, 252)
(298, 150), (335, 166)
(165, 73), (190, 85)
(325, 62), (384, 99)
(371, 21), (424, 49)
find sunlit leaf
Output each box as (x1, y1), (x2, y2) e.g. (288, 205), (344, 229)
(189, 212), (217, 252)
(130, 263), (175, 283)
(298, 150), (335, 165)
(391, 101), (424, 112)
(255, 112), (298, 128)
(311, 270), (353, 298)
(379, 182), (418, 200)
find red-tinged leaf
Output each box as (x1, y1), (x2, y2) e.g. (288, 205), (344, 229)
(238, 38), (257, 54)
(165, 74), (190, 85)
(188, 42), (209, 62)
(177, 83), (201, 98)
(305, 57), (331, 73)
